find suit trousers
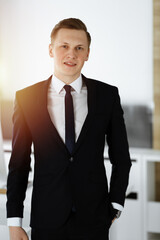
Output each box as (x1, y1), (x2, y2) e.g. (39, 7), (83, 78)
(31, 210), (109, 240)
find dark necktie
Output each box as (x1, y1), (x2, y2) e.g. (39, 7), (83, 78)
(64, 85), (75, 154)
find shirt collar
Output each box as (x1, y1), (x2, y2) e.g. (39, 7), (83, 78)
(51, 74), (82, 94)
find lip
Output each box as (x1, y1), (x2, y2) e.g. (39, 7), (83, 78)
(64, 62), (77, 67)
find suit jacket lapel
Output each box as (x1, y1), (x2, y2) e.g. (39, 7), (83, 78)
(36, 76), (69, 155)
(73, 75), (96, 154)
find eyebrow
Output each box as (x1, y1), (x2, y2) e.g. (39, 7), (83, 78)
(59, 42), (85, 47)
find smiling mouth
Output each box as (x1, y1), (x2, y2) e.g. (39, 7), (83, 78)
(64, 62), (76, 67)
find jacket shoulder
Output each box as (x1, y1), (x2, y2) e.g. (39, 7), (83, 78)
(16, 79), (47, 95)
(83, 75), (118, 93)
(16, 76), (51, 99)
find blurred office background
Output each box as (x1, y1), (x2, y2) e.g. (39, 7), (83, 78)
(0, 0), (160, 239)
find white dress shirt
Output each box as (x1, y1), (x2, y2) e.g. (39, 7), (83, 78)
(47, 74), (88, 143)
(7, 74), (122, 227)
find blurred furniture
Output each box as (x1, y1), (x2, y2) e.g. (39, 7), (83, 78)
(123, 104), (153, 148)
(0, 122), (7, 190)
(1, 100), (13, 140)
(105, 147), (160, 240)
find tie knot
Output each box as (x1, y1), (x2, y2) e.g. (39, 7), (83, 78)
(64, 85), (71, 93)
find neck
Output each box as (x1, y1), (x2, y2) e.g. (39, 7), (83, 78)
(53, 73), (80, 85)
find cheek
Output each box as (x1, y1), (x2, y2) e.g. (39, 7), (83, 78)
(79, 53), (89, 62)
(79, 57), (87, 65)
(54, 48), (64, 60)
(54, 53), (63, 64)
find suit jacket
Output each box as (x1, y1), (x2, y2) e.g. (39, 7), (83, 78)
(7, 74), (131, 231)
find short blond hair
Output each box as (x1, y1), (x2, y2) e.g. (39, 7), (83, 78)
(50, 18), (91, 48)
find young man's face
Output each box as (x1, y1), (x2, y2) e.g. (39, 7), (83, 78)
(49, 28), (90, 83)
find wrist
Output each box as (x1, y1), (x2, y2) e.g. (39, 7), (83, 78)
(7, 217), (22, 227)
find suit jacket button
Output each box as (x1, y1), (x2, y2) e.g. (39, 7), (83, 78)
(70, 157), (73, 162)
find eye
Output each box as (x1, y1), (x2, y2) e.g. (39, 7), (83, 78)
(62, 45), (68, 49)
(76, 46), (83, 50)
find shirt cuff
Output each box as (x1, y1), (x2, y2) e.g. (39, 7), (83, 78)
(7, 218), (22, 227)
(111, 202), (123, 211)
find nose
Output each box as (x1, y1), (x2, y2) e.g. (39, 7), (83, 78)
(67, 48), (77, 59)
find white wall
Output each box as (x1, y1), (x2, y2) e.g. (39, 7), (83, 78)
(0, 0), (153, 105)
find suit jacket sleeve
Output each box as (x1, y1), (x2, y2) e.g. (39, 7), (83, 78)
(6, 92), (32, 218)
(106, 87), (131, 206)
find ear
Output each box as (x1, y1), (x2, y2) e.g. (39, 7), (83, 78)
(85, 48), (90, 61)
(49, 44), (54, 58)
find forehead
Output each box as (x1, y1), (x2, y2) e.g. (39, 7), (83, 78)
(54, 28), (88, 45)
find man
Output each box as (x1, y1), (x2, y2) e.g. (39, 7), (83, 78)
(7, 18), (131, 240)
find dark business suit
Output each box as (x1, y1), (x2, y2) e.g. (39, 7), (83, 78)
(7, 74), (131, 239)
